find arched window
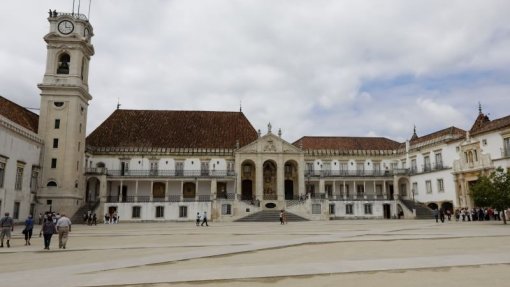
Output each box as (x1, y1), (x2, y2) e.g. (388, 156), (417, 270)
(57, 53), (70, 74)
(47, 181), (57, 187)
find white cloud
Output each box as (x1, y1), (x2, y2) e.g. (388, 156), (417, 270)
(1, 0), (510, 143)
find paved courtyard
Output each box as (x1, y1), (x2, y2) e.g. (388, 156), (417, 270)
(1, 219), (509, 287)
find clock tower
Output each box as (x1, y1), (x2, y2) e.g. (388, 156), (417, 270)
(37, 10), (94, 216)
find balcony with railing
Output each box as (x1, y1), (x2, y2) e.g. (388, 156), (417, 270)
(104, 169), (235, 178)
(106, 194), (214, 203)
(305, 169), (400, 178)
(453, 154), (492, 173)
(408, 162), (450, 175)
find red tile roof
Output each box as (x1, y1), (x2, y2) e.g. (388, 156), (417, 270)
(293, 136), (402, 151)
(86, 109), (258, 151)
(410, 126), (465, 146)
(0, 95), (39, 133)
(470, 113), (510, 136)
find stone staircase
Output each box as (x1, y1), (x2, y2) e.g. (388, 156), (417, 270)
(71, 200), (100, 223)
(400, 199), (434, 219)
(235, 210), (309, 222)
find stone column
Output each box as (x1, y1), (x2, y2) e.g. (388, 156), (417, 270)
(277, 160), (285, 200)
(135, 180), (139, 202)
(256, 159), (263, 200)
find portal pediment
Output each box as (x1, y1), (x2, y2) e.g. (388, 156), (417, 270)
(236, 133), (302, 154)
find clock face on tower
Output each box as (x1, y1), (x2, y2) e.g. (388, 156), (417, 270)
(58, 20), (74, 35)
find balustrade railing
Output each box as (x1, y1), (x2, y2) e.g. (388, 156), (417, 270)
(105, 169), (235, 177)
(305, 169), (397, 177)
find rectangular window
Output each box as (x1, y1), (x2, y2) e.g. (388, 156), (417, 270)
(364, 204), (372, 214)
(155, 206), (164, 218)
(179, 206), (188, 218)
(412, 182), (418, 195)
(30, 203), (35, 216)
(201, 161), (209, 176)
(437, 179), (444, 193)
(435, 153), (443, 169)
(175, 161), (184, 176)
(120, 161), (129, 176)
(306, 162), (314, 174)
(504, 138), (510, 157)
(329, 204), (335, 215)
(426, 180), (432, 193)
(376, 184), (383, 196)
(132, 206), (141, 218)
(400, 183), (407, 196)
(401, 160), (406, 169)
(150, 161), (158, 176)
(423, 155), (431, 172)
(0, 162), (5, 188)
(227, 161), (235, 173)
(54, 119), (60, 129)
(325, 184), (333, 197)
(15, 165), (24, 190)
(53, 138), (58, 148)
(411, 159), (417, 173)
(312, 203), (321, 214)
(356, 184), (364, 196)
(13, 202), (20, 219)
(51, 158), (57, 169)
(221, 204), (232, 215)
(346, 204), (353, 215)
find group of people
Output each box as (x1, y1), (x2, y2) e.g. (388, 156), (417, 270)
(83, 212), (98, 225)
(433, 207), (507, 223)
(196, 211), (209, 226)
(104, 212), (119, 224)
(0, 211), (72, 250)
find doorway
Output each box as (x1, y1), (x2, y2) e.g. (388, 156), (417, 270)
(241, 179), (253, 200)
(285, 180), (294, 200)
(383, 204), (391, 219)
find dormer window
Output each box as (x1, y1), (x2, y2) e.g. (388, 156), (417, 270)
(57, 53), (70, 74)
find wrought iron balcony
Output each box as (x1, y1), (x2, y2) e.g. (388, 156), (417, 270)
(105, 169), (235, 178)
(106, 195), (213, 203)
(305, 169), (397, 177)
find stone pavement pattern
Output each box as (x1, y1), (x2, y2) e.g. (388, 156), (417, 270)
(0, 220), (509, 287)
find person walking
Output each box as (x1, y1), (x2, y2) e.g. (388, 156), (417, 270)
(201, 211), (209, 226)
(92, 213), (97, 225)
(279, 210), (284, 224)
(432, 208), (439, 223)
(0, 212), (14, 248)
(23, 215), (34, 246)
(56, 213), (72, 249)
(439, 208), (445, 223)
(196, 212), (201, 226)
(39, 215), (57, 250)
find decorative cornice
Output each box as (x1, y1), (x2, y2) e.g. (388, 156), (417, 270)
(0, 116), (43, 145)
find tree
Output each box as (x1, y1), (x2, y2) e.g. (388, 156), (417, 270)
(470, 167), (510, 224)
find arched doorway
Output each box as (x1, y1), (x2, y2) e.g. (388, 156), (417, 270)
(86, 177), (100, 202)
(284, 160), (298, 200)
(441, 201), (453, 212)
(153, 182), (165, 200)
(242, 180), (253, 200)
(398, 177), (410, 199)
(428, 202), (438, 210)
(183, 182), (196, 199)
(241, 160), (255, 200)
(263, 160), (277, 200)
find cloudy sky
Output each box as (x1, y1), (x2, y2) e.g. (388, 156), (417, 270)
(1, 0), (510, 143)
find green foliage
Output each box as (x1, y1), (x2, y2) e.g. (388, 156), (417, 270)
(470, 167), (510, 212)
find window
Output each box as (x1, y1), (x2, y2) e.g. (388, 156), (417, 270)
(54, 119), (60, 129)
(227, 161), (234, 173)
(120, 161), (129, 176)
(329, 204), (335, 215)
(426, 180), (432, 193)
(312, 203), (321, 214)
(79, 123), (82, 133)
(306, 162), (314, 173)
(504, 138), (510, 157)
(51, 158), (57, 169)
(155, 206), (165, 218)
(437, 179), (444, 193)
(0, 200), (2, 215)
(53, 101), (64, 108)
(53, 138), (59, 148)
(346, 204), (353, 215)
(412, 182), (418, 195)
(482, 139), (487, 146)
(423, 155), (431, 172)
(399, 183), (407, 196)
(325, 184), (333, 197)
(201, 161), (209, 176)
(175, 161), (184, 176)
(411, 159), (417, 173)
(179, 206), (188, 218)
(13, 202), (20, 219)
(47, 181), (57, 187)
(401, 160), (406, 169)
(150, 161), (158, 175)
(376, 184), (383, 196)
(132, 206), (141, 218)
(0, 162), (5, 188)
(15, 165), (24, 190)
(434, 153), (443, 169)
(364, 204), (372, 214)
(221, 204), (232, 215)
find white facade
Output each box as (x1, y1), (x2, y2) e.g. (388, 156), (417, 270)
(0, 115), (42, 221)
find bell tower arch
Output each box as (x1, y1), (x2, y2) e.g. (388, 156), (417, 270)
(37, 10), (95, 216)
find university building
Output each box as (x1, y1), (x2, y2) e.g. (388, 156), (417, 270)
(1, 11), (510, 222)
